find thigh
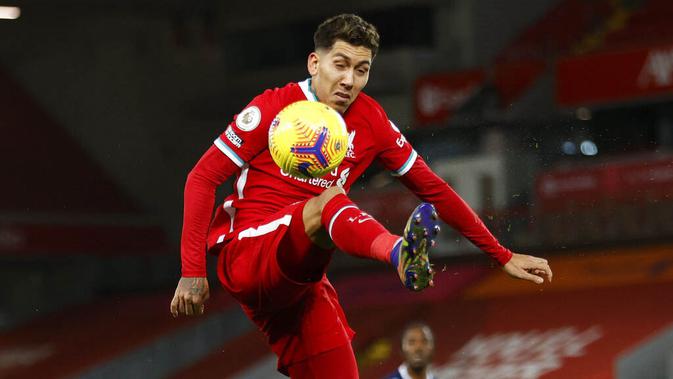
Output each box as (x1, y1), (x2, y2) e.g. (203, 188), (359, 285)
(218, 202), (327, 311)
(270, 278), (355, 375)
(276, 200), (334, 283)
(286, 343), (359, 379)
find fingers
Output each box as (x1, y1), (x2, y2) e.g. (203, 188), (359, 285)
(530, 258), (552, 283)
(170, 293), (206, 317)
(170, 296), (179, 318)
(519, 270), (544, 284)
(186, 299), (206, 315)
(181, 296), (200, 316)
(178, 295), (186, 315)
(532, 269), (546, 277)
(170, 277), (210, 318)
(185, 298), (194, 316)
(505, 254), (553, 285)
(540, 261), (553, 283)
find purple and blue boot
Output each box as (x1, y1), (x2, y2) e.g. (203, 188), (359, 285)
(391, 203), (440, 291)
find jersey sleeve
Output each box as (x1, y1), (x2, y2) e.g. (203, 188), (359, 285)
(181, 90), (283, 277)
(213, 89), (282, 168)
(371, 104), (511, 265)
(181, 145), (239, 276)
(373, 108), (418, 176)
(398, 156), (513, 266)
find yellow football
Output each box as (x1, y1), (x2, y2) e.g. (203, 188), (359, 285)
(268, 100), (348, 179)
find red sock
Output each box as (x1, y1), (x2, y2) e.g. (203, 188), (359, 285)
(320, 193), (400, 264)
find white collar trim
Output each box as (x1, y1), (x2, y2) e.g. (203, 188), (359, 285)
(298, 78), (318, 102)
(398, 363), (434, 379)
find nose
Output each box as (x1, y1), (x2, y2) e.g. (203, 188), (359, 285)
(340, 69), (354, 89)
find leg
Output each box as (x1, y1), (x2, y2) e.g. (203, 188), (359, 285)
(286, 343), (359, 379)
(304, 187), (441, 291)
(277, 186), (393, 283)
(276, 201), (334, 283)
(218, 205), (355, 374)
(305, 186), (400, 263)
(302, 186), (344, 248)
(259, 278), (355, 376)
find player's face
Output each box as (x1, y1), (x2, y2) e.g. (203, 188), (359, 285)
(308, 40), (372, 113)
(401, 326), (434, 370)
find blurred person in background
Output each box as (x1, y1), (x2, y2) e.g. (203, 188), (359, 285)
(170, 13), (552, 378)
(386, 322), (435, 379)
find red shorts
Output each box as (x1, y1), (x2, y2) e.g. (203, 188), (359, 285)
(216, 201), (354, 374)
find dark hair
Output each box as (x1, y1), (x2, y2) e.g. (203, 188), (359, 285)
(313, 14), (380, 58)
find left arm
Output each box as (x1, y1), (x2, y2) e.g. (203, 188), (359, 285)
(398, 156), (552, 283)
(371, 105), (551, 284)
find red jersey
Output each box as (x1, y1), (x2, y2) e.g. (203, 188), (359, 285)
(206, 79), (415, 248)
(180, 79), (512, 277)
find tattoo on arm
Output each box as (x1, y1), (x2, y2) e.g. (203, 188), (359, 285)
(189, 278), (204, 295)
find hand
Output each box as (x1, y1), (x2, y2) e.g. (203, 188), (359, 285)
(170, 277), (210, 317)
(502, 253), (553, 284)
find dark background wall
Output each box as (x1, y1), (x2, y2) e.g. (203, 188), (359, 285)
(0, 0), (555, 240)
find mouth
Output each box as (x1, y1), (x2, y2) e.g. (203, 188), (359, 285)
(334, 92), (351, 100)
(410, 353), (427, 362)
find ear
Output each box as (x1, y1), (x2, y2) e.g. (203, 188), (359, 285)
(307, 52), (319, 76)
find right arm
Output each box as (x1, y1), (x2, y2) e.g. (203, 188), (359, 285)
(171, 90), (282, 317)
(180, 146), (238, 277)
(171, 145), (240, 317)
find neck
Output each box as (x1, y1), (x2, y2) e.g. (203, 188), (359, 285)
(308, 77), (320, 101)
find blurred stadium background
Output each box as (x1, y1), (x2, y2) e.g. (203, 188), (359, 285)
(1, 0), (673, 377)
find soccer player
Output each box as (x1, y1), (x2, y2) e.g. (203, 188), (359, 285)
(385, 322), (436, 379)
(170, 13), (552, 378)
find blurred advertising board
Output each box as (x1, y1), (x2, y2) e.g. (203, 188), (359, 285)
(557, 43), (673, 106)
(494, 60), (546, 106)
(536, 156), (673, 211)
(414, 69), (485, 126)
(354, 244), (673, 379)
(465, 244), (673, 298)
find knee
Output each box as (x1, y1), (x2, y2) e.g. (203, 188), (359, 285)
(302, 186), (345, 245)
(304, 186), (345, 226)
(316, 186), (346, 211)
